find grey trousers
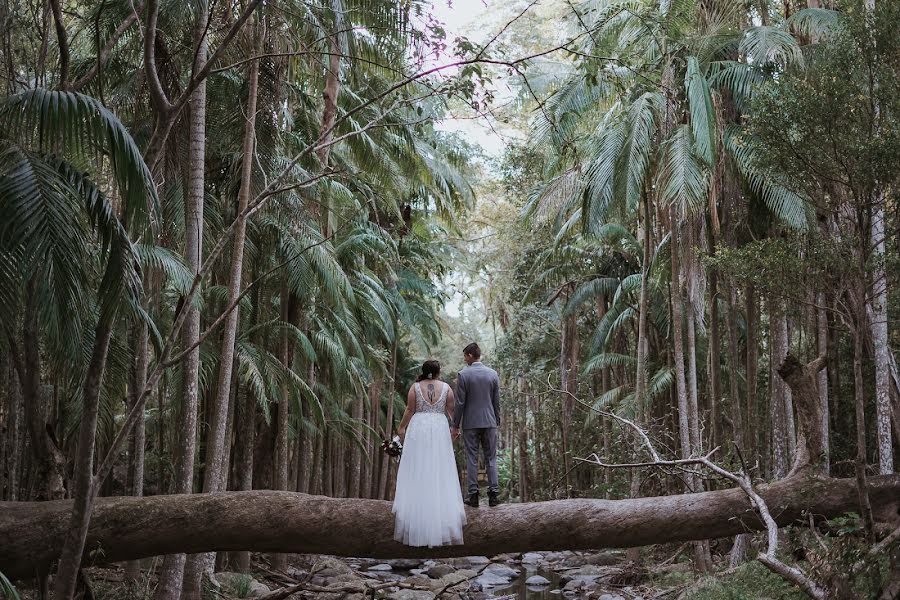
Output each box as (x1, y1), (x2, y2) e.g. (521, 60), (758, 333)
(463, 427), (498, 494)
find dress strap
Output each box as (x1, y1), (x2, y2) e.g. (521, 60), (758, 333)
(439, 382), (449, 402)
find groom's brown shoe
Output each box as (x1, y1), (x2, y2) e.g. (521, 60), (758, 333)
(465, 492), (480, 507)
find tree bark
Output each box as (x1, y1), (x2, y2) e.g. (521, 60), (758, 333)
(559, 313), (579, 497)
(864, 0), (894, 476)
(815, 293), (830, 475)
(154, 6), (209, 598)
(124, 321), (149, 583)
(14, 283), (66, 502)
(4, 474), (899, 579)
(746, 285), (760, 463)
(725, 285), (745, 452)
(185, 16), (262, 585)
(52, 316), (116, 600)
(770, 298), (791, 479)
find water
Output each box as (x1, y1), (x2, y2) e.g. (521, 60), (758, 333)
(481, 565), (563, 600)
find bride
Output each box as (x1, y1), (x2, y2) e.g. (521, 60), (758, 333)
(392, 360), (467, 547)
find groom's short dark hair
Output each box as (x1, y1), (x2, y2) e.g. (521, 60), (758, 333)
(463, 343), (481, 359)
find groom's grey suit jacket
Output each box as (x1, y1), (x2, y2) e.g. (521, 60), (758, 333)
(452, 362), (501, 429)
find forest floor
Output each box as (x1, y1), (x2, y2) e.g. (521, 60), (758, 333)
(12, 545), (810, 600)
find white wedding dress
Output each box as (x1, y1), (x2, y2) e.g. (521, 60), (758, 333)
(392, 381), (466, 547)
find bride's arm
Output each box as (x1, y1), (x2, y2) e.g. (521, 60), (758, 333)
(445, 386), (456, 425)
(397, 385), (417, 441)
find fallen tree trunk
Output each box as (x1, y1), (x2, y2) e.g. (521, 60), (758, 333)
(2, 473), (898, 579)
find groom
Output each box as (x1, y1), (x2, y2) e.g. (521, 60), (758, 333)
(451, 342), (501, 507)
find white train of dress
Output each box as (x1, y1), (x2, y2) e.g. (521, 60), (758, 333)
(392, 381), (466, 547)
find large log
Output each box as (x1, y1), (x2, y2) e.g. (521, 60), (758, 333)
(2, 473), (898, 579)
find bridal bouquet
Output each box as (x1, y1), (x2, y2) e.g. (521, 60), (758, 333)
(382, 435), (403, 457)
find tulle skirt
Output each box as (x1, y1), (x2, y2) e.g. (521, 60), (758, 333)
(392, 413), (466, 547)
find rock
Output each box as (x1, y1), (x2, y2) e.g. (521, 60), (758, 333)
(525, 575), (551, 586)
(598, 595), (625, 600)
(565, 564), (615, 577)
(464, 556), (491, 565)
(561, 552), (623, 567)
(475, 572), (511, 588)
(559, 574), (602, 587)
(387, 590), (435, 600)
(388, 559), (423, 570)
(429, 570), (473, 592)
(485, 564), (519, 578)
(426, 564), (456, 579)
(409, 569), (426, 576)
(247, 581), (270, 597)
(522, 552), (544, 564)
(368, 563), (393, 571)
(313, 557), (355, 577)
(402, 575), (432, 589)
(544, 551), (575, 563)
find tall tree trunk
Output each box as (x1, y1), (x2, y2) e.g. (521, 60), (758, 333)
(4, 358), (23, 501)
(184, 17), (262, 587)
(707, 269), (723, 451)
(233, 382), (255, 572)
(15, 281), (66, 502)
(154, 6), (208, 597)
(669, 207), (710, 573)
(517, 377), (531, 502)
(852, 322), (876, 539)
(559, 313), (579, 497)
(746, 285), (760, 464)
(124, 321), (149, 583)
(349, 394), (363, 498)
(52, 315), (116, 600)
(770, 298), (790, 479)
(272, 287), (292, 570)
(725, 285), (745, 451)
(364, 378), (383, 498)
(379, 337), (398, 500)
(626, 188), (653, 563)
(864, 0), (894, 476)
(815, 293), (830, 475)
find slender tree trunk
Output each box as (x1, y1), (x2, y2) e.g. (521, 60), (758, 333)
(4, 359), (22, 501)
(154, 6), (208, 597)
(669, 207), (710, 573)
(185, 18), (262, 587)
(708, 269), (723, 451)
(770, 298), (790, 479)
(272, 288), (292, 569)
(746, 285), (760, 464)
(852, 322), (876, 540)
(725, 285), (745, 451)
(626, 188), (653, 563)
(560, 313), (579, 497)
(864, 0), (894, 476)
(815, 293), (830, 475)
(124, 321), (149, 583)
(379, 337), (398, 500)
(517, 376), (531, 502)
(364, 378), (382, 498)
(53, 315), (116, 600)
(15, 280), (66, 502)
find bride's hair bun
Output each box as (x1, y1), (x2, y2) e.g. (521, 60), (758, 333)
(417, 359), (441, 382)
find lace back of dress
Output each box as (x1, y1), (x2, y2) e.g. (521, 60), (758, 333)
(415, 381), (447, 413)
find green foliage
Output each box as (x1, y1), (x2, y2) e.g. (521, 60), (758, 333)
(0, 571), (20, 600)
(684, 561), (806, 600)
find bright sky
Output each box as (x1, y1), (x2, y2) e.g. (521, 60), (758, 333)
(427, 0), (513, 158)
